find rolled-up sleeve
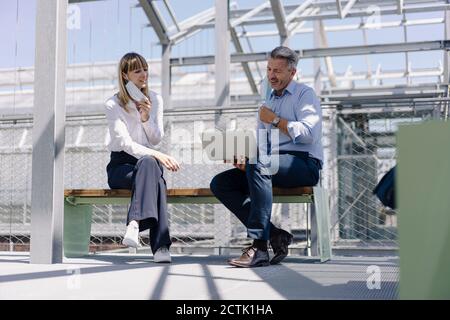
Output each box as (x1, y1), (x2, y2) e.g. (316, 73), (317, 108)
(105, 100), (158, 159)
(286, 89), (321, 145)
(142, 93), (164, 145)
(256, 113), (265, 147)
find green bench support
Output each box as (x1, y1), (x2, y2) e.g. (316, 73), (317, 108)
(64, 187), (332, 262)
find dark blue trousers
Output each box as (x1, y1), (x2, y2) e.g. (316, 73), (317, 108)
(210, 151), (320, 241)
(106, 151), (171, 253)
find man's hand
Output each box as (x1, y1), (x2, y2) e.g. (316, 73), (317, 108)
(259, 106), (276, 124)
(136, 98), (152, 122)
(259, 105), (289, 135)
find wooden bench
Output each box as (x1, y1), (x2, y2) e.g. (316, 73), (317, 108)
(63, 187), (332, 262)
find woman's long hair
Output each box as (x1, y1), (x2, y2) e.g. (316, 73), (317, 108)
(117, 52), (149, 113)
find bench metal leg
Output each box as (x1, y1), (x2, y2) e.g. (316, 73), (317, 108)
(311, 187), (332, 262)
(64, 201), (92, 258)
(309, 201), (318, 257)
(214, 206), (231, 255)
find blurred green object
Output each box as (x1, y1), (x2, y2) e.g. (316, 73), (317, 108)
(63, 202), (92, 258)
(398, 121), (450, 299)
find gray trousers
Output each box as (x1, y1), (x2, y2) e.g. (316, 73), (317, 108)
(107, 151), (172, 253)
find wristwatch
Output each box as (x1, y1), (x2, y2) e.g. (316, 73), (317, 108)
(271, 116), (281, 128)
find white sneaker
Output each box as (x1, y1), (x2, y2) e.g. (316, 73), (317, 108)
(122, 222), (139, 248)
(154, 246), (171, 263)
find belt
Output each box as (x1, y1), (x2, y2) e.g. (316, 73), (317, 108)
(278, 150), (322, 169)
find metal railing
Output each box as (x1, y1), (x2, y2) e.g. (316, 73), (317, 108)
(0, 100), (445, 253)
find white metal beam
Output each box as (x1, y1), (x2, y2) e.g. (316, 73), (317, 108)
(138, 0), (170, 44)
(270, 0), (289, 45)
(339, 0), (358, 19)
(286, 0), (315, 24)
(162, 0), (180, 32)
(444, 10), (450, 85)
(230, 1), (449, 17)
(402, 13), (411, 86)
(313, 21), (322, 93)
(0, 67), (443, 106)
(30, 0), (67, 264)
(162, 44), (172, 108)
(230, 1), (270, 28)
(288, 7), (320, 35)
(170, 8), (216, 44)
(195, 13), (445, 36)
(319, 21), (337, 87)
(239, 3), (450, 25)
(398, 0), (404, 15)
(69, 0), (450, 24)
(336, 0), (343, 19)
(322, 83), (446, 98)
(169, 7), (215, 32)
(215, 0), (230, 107)
(237, 17), (444, 38)
(230, 27), (258, 94)
(137, 1), (172, 108)
(170, 41), (450, 66)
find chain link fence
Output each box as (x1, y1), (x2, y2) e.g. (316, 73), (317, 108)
(330, 100), (444, 251)
(0, 100), (445, 253)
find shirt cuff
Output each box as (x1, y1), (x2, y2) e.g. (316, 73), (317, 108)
(286, 121), (298, 142)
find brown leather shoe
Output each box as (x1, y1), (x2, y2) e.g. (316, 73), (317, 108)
(269, 229), (293, 265)
(228, 246), (270, 268)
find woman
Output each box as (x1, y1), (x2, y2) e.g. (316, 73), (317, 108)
(104, 52), (180, 263)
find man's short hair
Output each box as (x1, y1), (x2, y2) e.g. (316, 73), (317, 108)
(270, 46), (299, 70)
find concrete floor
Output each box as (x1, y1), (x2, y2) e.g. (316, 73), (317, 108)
(0, 251), (398, 300)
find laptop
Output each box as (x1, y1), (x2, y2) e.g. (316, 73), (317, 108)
(201, 129), (257, 162)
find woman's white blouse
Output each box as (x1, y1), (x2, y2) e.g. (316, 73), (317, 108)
(104, 90), (164, 159)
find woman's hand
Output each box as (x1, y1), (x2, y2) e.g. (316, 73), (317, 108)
(232, 156), (247, 172)
(154, 152), (180, 172)
(233, 162), (246, 172)
(136, 98), (151, 123)
(259, 106), (276, 124)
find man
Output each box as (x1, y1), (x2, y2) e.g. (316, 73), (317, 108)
(210, 46), (324, 267)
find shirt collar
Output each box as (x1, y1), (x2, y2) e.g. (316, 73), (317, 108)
(270, 80), (296, 98)
(126, 100), (140, 114)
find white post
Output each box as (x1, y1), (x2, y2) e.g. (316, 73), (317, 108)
(214, 0), (231, 254)
(215, 0), (230, 107)
(162, 43), (172, 109)
(322, 107), (339, 242)
(30, 0), (68, 264)
(313, 20), (323, 94)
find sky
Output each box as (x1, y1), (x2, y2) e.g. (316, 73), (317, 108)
(0, 0), (445, 81)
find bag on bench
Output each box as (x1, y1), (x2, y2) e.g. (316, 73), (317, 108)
(373, 166), (396, 210)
